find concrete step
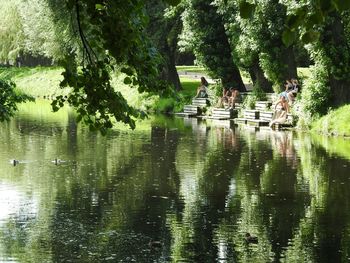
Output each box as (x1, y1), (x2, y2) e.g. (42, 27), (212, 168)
(244, 110), (259, 119)
(192, 98), (209, 107)
(246, 119), (270, 127)
(234, 118), (247, 125)
(255, 101), (272, 111)
(211, 108), (238, 120)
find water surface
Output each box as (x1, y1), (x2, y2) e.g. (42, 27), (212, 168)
(0, 102), (350, 262)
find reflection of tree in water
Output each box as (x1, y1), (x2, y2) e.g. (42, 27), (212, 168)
(168, 124), (243, 262)
(283, 136), (350, 263)
(48, 125), (183, 262)
(220, 128), (311, 263)
(3, 113), (350, 262)
(269, 131), (298, 169)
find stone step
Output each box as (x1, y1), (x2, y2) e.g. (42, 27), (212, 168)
(192, 98), (209, 107)
(259, 111), (274, 121)
(211, 108), (238, 120)
(244, 110), (259, 119)
(255, 101), (272, 111)
(234, 118), (247, 125)
(246, 119), (270, 127)
(183, 105), (200, 115)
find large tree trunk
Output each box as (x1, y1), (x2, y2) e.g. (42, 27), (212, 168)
(248, 59), (273, 93)
(161, 43), (182, 91)
(323, 13), (350, 106)
(329, 79), (350, 105)
(282, 46), (298, 80)
(223, 65), (246, 92)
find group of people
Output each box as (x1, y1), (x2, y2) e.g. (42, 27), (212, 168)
(218, 87), (240, 109)
(194, 77), (240, 109)
(193, 76), (300, 128)
(269, 78), (300, 128)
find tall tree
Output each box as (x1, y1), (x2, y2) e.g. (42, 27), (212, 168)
(145, 1), (183, 91)
(0, 0), (24, 65)
(180, 0), (246, 91)
(215, 0), (273, 92)
(243, 0), (298, 90)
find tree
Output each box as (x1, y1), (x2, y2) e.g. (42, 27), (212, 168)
(215, 0), (273, 93)
(0, 0), (24, 65)
(283, 0), (350, 113)
(145, 1), (183, 91)
(180, 0), (246, 91)
(0, 79), (33, 121)
(49, 0), (178, 133)
(241, 0), (298, 90)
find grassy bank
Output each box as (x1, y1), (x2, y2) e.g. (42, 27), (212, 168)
(0, 67), (67, 98)
(311, 105), (350, 137)
(0, 66), (202, 113)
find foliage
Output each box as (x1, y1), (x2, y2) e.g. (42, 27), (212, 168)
(242, 85), (266, 110)
(0, 0), (24, 64)
(0, 79), (34, 121)
(180, 0), (245, 89)
(239, 0), (350, 46)
(312, 105), (350, 136)
(297, 64), (331, 126)
(18, 0), (78, 61)
(215, 0), (297, 91)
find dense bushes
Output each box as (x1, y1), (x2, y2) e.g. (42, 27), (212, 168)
(0, 79), (34, 121)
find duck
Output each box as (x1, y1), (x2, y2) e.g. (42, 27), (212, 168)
(245, 233), (258, 244)
(51, 158), (64, 165)
(11, 159), (19, 166)
(149, 240), (162, 250)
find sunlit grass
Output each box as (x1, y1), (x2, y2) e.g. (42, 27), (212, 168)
(176, 65), (206, 73)
(0, 66), (68, 98)
(312, 105), (350, 136)
(297, 67), (311, 79)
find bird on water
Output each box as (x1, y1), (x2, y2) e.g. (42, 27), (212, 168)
(245, 233), (258, 244)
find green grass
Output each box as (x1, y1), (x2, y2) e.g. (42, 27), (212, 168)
(312, 105), (350, 137)
(0, 66), (67, 97)
(176, 65), (207, 73)
(297, 67), (312, 79)
(179, 77), (200, 97)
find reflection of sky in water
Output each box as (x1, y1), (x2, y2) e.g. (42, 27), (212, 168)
(0, 183), (38, 223)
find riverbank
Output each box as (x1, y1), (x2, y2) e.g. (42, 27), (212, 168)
(311, 105), (350, 137)
(0, 66), (201, 113)
(1, 66), (349, 137)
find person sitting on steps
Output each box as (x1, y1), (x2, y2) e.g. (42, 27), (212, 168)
(287, 78), (300, 103)
(269, 94), (289, 128)
(194, 76), (209, 98)
(228, 88), (240, 109)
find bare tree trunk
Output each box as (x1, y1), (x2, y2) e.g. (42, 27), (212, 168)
(248, 59), (273, 93)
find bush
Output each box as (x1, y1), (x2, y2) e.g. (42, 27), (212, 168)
(242, 84), (267, 109)
(0, 79), (34, 121)
(298, 65), (331, 125)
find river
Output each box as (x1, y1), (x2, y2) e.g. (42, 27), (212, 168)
(0, 101), (350, 262)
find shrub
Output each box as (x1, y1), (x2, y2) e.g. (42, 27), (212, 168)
(0, 79), (34, 121)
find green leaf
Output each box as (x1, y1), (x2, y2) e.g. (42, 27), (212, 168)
(164, 0), (181, 6)
(282, 29), (297, 47)
(124, 77), (132, 85)
(333, 0), (350, 11)
(239, 1), (255, 19)
(301, 31), (320, 44)
(121, 67), (134, 76)
(95, 4), (105, 10)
